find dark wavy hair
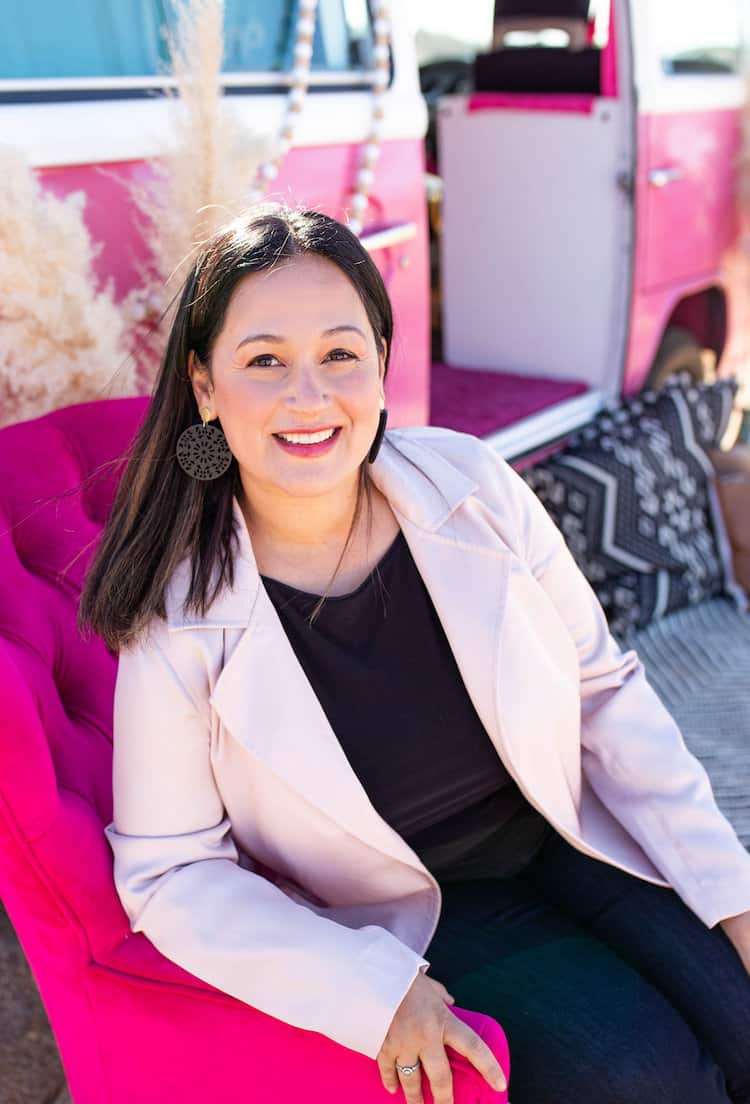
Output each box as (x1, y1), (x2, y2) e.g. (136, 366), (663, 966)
(77, 204), (396, 652)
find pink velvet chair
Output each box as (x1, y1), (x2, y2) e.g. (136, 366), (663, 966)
(0, 396), (510, 1104)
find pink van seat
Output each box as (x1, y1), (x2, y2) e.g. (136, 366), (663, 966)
(467, 91), (597, 114)
(430, 360), (589, 438)
(0, 395), (510, 1103)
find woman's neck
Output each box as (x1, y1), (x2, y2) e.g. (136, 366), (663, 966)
(238, 477), (363, 554)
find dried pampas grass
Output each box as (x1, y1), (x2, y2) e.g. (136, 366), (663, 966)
(122, 0), (273, 382)
(0, 146), (135, 426)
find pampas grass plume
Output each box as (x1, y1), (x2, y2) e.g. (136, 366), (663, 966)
(0, 146), (135, 426)
(121, 0), (273, 383)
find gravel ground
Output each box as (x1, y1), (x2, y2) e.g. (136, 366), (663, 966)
(0, 900), (70, 1104)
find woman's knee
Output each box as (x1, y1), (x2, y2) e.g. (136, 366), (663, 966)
(580, 1033), (730, 1104)
(504, 988), (732, 1104)
(507, 1042), (729, 1104)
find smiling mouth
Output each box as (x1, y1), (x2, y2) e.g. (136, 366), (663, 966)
(273, 427), (341, 444)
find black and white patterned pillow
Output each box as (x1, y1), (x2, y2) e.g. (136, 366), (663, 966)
(522, 377), (745, 641)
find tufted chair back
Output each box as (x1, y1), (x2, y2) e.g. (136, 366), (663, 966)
(0, 397), (150, 1076)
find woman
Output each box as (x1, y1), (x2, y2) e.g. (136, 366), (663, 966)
(79, 204), (750, 1104)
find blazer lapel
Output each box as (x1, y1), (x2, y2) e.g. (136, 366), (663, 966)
(369, 431), (582, 828)
(382, 505), (583, 832)
(210, 587), (428, 868)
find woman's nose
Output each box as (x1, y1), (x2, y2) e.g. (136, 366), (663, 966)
(286, 364), (328, 408)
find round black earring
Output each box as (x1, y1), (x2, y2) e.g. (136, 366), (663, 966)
(367, 407), (388, 464)
(176, 407), (234, 481)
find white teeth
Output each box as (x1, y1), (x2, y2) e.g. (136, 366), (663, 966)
(277, 428), (337, 444)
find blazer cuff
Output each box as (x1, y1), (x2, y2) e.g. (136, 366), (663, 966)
(347, 930), (431, 1058)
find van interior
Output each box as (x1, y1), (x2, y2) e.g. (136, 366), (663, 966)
(420, 1), (617, 459)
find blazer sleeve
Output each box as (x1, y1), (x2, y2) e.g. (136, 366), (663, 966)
(493, 450), (750, 930)
(103, 622), (430, 1060)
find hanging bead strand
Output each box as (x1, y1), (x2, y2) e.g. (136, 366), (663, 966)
(346, 1), (391, 237)
(246, 0), (391, 240)
(247, 0), (319, 205)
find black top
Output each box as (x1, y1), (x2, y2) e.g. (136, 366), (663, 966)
(260, 527), (552, 883)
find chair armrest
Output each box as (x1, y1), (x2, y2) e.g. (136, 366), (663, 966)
(92, 930), (229, 995)
(93, 936), (511, 1102)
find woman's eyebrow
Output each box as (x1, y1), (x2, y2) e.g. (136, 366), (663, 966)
(235, 332), (284, 350)
(322, 325), (367, 340)
(235, 324), (367, 351)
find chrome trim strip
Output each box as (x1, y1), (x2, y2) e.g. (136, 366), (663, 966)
(0, 70), (378, 93)
(482, 388), (609, 460)
(359, 222), (418, 253)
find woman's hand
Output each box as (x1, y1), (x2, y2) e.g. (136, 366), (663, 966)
(376, 971), (507, 1104)
(720, 910), (750, 975)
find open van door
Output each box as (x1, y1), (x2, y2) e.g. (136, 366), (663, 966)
(432, 0), (633, 459)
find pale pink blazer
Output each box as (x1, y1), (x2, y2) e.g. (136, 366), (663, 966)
(104, 425), (750, 1060)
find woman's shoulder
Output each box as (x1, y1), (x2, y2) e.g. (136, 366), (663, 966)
(118, 557), (213, 658)
(384, 424), (558, 559)
(116, 603), (215, 716)
(384, 424), (523, 497)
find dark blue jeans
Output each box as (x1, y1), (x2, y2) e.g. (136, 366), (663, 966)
(423, 827), (750, 1103)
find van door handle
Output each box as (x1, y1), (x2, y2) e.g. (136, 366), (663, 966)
(648, 166), (684, 188)
(359, 221), (418, 253)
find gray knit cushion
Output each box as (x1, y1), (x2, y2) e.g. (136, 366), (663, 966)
(631, 597), (750, 848)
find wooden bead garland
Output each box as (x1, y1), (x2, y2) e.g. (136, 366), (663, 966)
(347, 1), (391, 238)
(246, 0), (391, 240)
(246, 0), (319, 205)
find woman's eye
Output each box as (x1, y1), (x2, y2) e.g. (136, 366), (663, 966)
(326, 349), (356, 362)
(248, 354), (281, 368)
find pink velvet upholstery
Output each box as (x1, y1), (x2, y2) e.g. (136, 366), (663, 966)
(430, 361), (589, 437)
(0, 396), (510, 1103)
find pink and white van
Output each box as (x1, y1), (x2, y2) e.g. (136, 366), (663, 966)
(430, 0), (750, 457)
(3, 0), (749, 462)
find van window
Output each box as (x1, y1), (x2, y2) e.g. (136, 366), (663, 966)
(1, 0), (374, 82)
(652, 0), (743, 76)
(412, 0), (494, 67)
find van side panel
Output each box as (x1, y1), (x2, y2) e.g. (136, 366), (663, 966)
(625, 107), (749, 391)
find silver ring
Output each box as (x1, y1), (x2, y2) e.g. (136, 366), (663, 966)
(396, 1060), (421, 1077)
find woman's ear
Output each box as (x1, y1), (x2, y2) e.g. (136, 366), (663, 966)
(187, 350), (213, 412)
(378, 340), (388, 401)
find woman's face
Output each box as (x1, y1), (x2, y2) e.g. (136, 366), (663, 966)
(189, 252), (387, 509)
